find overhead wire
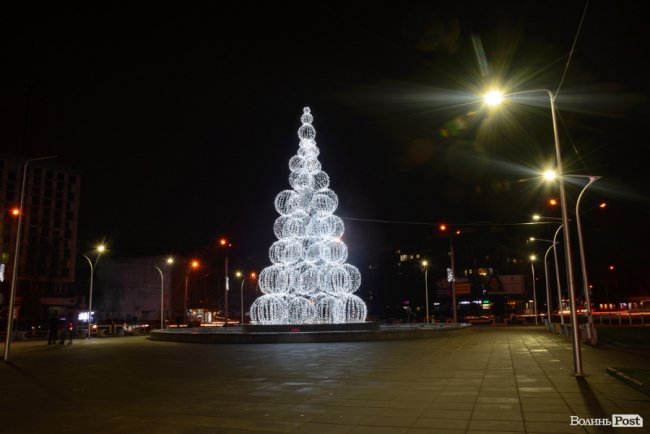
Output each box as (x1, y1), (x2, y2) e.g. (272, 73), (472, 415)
(553, 0), (592, 174)
(340, 216), (556, 227)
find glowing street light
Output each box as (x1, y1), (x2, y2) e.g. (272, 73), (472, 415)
(484, 90), (504, 106)
(529, 255), (538, 325)
(531, 217), (565, 326)
(184, 259), (200, 323)
(543, 170), (557, 181)
(484, 88), (583, 375)
(544, 173), (602, 345)
(154, 256), (174, 330)
(83, 244), (106, 339)
(236, 271), (257, 325)
(421, 260), (431, 323)
(439, 224), (458, 323)
(10, 208), (20, 217)
(219, 238), (231, 326)
(528, 236), (559, 328)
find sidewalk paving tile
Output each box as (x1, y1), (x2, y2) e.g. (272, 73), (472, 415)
(1, 326), (648, 434)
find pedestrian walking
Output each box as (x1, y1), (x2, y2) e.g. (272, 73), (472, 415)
(66, 320), (75, 345)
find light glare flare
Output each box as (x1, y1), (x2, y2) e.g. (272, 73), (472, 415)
(543, 170), (557, 180)
(484, 90), (504, 106)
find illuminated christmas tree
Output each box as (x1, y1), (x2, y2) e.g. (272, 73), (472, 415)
(250, 107), (367, 325)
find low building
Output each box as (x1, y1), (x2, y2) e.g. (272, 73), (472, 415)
(94, 256), (188, 325)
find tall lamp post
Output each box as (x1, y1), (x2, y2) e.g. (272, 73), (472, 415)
(4, 155), (57, 362)
(219, 238), (231, 326)
(236, 271), (257, 325)
(184, 259), (200, 323)
(83, 244), (106, 339)
(544, 172), (602, 344)
(154, 257), (174, 330)
(574, 175), (601, 345)
(421, 260), (430, 323)
(529, 237), (558, 328)
(529, 255), (538, 325)
(533, 216), (565, 325)
(485, 89), (583, 375)
(439, 225), (458, 323)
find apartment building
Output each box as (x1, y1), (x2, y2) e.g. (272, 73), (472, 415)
(0, 153), (81, 326)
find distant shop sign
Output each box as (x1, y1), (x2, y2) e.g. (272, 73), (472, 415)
(39, 297), (77, 306)
(455, 277), (471, 295)
(486, 275), (525, 294)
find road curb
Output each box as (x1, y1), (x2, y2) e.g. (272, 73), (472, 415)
(607, 367), (650, 396)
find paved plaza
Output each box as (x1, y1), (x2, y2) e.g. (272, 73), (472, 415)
(1, 326), (648, 434)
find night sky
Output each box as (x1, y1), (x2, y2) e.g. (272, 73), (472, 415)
(2, 2), (649, 290)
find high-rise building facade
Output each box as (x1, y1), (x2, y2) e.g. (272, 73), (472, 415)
(0, 153), (81, 327)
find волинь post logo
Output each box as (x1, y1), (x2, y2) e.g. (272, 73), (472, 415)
(570, 414), (644, 428)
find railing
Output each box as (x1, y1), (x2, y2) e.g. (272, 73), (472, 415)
(593, 312), (650, 327)
(2, 323), (152, 340)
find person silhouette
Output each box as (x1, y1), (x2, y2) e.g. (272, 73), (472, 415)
(66, 320), (75, 344)
(48, 315), (58, 345)
(59, 317), (67, 344)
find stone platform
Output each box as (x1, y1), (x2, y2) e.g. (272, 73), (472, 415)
(150, 322), (470, 344)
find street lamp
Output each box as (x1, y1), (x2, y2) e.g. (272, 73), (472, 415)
(421, 260), (430, 323)
(83, 244), (106, 339)
(439, 225), (459, 323)
(219, 238), (231, 326)
(184, 259), (200, 323)
(236, 271), (257, 324)
(154, 257), (174, 330)
(544, 172), (602, 344)
(485, 89), (584, 375)
(529, 254), (539, 325)
(529, 237), (558, 328)
(531, 220), (565, 325)
(574, 175), (600, 345)
(4, 155), (57, 362)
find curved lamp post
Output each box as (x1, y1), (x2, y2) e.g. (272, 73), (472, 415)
(154, 257), (174, 330)
(485, 89), (583, 375)
(532, 216), (565, 326)
(3, 155), (57, 362)
(529, 237), (558, 328)
(574, 175), (601, 345)
(83, 244), (106, 339)
(544, 173), (602, 345)
(236, 271), (257, 325)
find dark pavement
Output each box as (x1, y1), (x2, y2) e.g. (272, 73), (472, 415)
(1, 326), (648, 433)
